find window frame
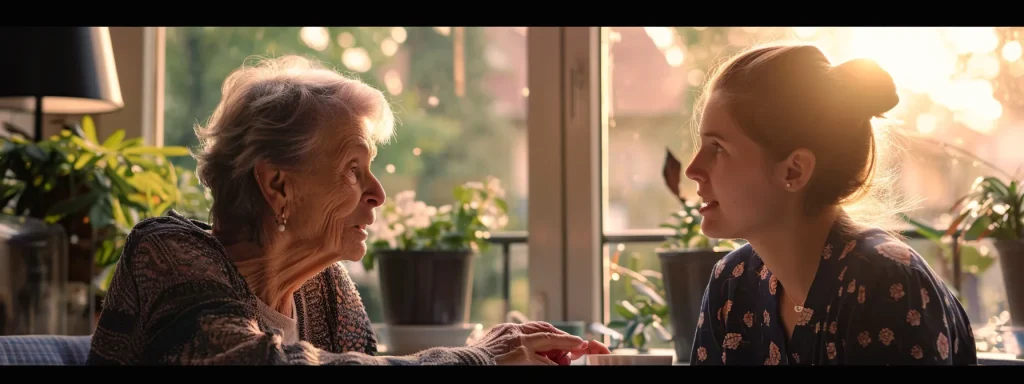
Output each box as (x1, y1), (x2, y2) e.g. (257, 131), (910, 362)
(129, 26), (610, 326)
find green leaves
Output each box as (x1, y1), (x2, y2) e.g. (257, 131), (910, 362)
(898, 175), (1018, 278)
(0, 116), (208, 289)
(606, 256), (672, 352)
(43, 191), (101, 224)
(946, 176), (1023, 241)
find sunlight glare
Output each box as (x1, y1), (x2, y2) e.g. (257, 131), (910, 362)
(384, 69), (403, 95)
(843, 27), (956, 96)
(381, 38), (399, 57)
(944, 27), (999, 55)
(665, 46), (684, 67)
(931, 79), (994, 114)
(916, 113), (938, 135)
(932, 79), (1002, 134)
(609, 30), (622, 43)
(391, 27), (408, 44)
(821, 27), (1010, 136)
(300, 27), (330, 51)
(1003, 41), (1023, 62)
(337, 32), (355, 48)
(793, 27), (818, 39)
(644, 27), (674, 49)
(967, 53), (1001, 79)
(341, 47), (372, 72)
(687, 69), (705, 87)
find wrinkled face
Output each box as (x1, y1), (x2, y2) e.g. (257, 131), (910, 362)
(684, 93), (788, 240)
(288, 123), (386, 262)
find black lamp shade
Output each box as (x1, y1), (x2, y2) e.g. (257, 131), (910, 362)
(0, 27), (124, 115)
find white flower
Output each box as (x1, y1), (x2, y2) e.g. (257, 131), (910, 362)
(486, 177), (505, 198)
(366, 213), (398, 248)
(405, 201), (432, 229)
(438, 204), (453, 215)
(395, 190), (416, 203)
(366, 178), (509, 251)
(393, 190), (417, 215)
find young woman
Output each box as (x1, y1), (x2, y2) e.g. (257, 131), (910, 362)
(685, 43), (976, 365)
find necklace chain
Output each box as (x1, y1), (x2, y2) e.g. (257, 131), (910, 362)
(781, 285), (806, 313)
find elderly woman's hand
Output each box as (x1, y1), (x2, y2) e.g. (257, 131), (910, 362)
(471, 321), (604, 365)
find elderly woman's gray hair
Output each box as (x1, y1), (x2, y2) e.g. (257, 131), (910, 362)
(192, 55), (395, 246)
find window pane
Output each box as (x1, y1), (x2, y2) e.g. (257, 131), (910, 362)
(604, 26), (1022, 231)
(602, 26), (1017, 329)
(163, 26), (529, 326)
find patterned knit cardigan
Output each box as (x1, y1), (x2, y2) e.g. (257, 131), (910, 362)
(87, 210), (497, 365)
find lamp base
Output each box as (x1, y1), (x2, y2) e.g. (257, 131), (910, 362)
(33, 94), (42, 142)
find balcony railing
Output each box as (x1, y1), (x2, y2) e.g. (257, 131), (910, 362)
(486, 228), (943, 315)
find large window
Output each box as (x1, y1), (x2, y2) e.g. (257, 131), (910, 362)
(148, 27), (1017, 354)
(162, 27), (531, 326)
(602, 27), (1019, 340)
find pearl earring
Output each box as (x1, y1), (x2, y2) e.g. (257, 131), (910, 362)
(786, 182), (792, 188)
(277, 214), (288, 232)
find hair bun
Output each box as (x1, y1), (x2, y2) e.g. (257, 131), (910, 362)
(830, 58), (899, 118)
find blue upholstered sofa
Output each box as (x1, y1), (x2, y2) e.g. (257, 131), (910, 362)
(0, 335), (92, 365)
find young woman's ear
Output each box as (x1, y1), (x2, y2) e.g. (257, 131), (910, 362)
(778, 148), (816, 191)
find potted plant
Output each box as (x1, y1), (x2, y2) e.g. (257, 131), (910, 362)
(900, 213), (994, 319)
(0, 116), (197, 328)
(601, 251), (672, 354)
(362, 176), (509, 326)
(655, 148), (743, 362)
(941, 176), (1024, 325)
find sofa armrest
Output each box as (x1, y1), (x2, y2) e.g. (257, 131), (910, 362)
(0, 335), (92, 365)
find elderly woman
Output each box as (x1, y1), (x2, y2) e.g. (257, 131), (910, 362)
(87, 55), (608, 365)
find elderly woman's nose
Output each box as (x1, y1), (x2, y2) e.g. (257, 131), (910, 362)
(362, 178), (386, 207)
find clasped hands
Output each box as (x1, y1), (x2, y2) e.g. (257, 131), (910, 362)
(470, 321), (611, 365)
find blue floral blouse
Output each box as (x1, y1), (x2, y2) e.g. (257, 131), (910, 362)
(690, 225), (977, 365)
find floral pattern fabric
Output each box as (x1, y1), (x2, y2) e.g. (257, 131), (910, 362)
(690, 225), (977, 365)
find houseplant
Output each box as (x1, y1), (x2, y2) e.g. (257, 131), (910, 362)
(0, 116), (195, 326)
(655, 148), (743, 361)
(942, 176), (1023, 325)
(363, 176), (509, 326)
(603, 250), (672, 353)
(900, 212), (993, 318)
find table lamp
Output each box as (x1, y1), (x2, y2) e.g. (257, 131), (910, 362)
(0, 27), (124, 141)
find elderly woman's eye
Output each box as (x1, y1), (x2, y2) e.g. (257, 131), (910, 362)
(349, 165), (362, 181)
